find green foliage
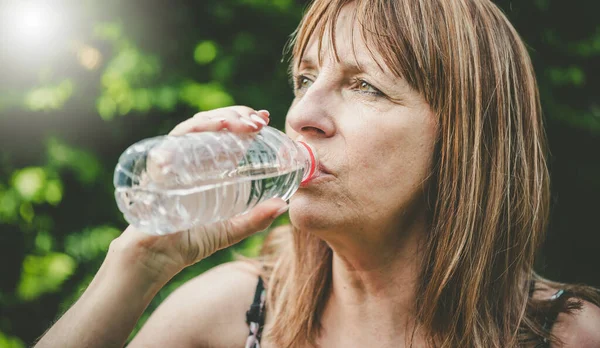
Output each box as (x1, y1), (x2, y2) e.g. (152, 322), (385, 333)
(64, 226), (120, 262)
(35, 231), (54, 253)
(548, 66), (585, 87)
(47, 137), (101, 184)
(24, 80), (74, 111)
(0, 188), (21, 223)
(194, 41), (219, 65)
(0, 332), (25, 348)
(12, 167), (52, 203)
(179, 81), (235, 110)
(240, 0), (294, 11)
(17, 253), (77, 301)
(97, 45), (161, 119)
(1, 166), (63, 224)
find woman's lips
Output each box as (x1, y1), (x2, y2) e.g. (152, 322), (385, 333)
(300, 163), (334, 187)
(318, 163), (332, 175)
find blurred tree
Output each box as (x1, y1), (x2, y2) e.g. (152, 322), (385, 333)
(493, 0), (600, 288)
(0, 0), (598, 346)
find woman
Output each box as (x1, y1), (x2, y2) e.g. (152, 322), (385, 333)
(35, 0), (600, 347)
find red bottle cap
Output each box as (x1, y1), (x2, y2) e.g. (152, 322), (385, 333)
(298, 141), (316, 184)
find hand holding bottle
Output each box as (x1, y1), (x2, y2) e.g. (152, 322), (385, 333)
(111, 106), (289, 281)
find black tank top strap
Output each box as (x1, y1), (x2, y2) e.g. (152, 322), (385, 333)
(542, 289), (566, 331)
(530, 280), (568, 347)
(245, 277), (266, 348)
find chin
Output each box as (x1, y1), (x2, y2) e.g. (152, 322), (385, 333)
(288, 194), (339, 232)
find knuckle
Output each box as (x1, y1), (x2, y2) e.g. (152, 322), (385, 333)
(230, 105), (255, 116)
(183, 228), (201, 263)
(108, 237), (124, 254)
(217, 109), (239, 120)
(169, 124), (184, 135)
(198, 225), (216, 254)
(193, 108), (227, 120)
(221, 220), (237, 247)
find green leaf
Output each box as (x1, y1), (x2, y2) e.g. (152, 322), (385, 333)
(154, 87), (179, 111)
(94, 22), (123, 41)
(17, 252), (77, 301)
(0, 188), (20, 222)
(194, 41), (218, 65)
(133, 88), (152, 112)
(47, 138), (102, 184)
(65, 226), (121, 262)
(44, 179), (63, 205)
(0, 332), (25, 348)
(179, 81), (234, 110)
(35, 230), (54, 253)
(12, 167), (47, 201)
(19, 202), (34, 223)
(97, 95), (117, 120)
(211, 56), (236, 82)
(235, 234), (266, 257)
(548, 66), (586, 87)
(24, 80), (74, 111)
(232, 33), (255, 54)
(240, 0), (294, 11)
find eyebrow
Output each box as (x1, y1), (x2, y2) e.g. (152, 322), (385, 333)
(291, 53), (411, 101)
(296, 55), (388, 77)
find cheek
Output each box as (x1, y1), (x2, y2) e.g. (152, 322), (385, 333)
(345, 118), (436, 209)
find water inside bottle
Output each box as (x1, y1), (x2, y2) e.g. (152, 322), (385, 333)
(115, 167), (303, 235)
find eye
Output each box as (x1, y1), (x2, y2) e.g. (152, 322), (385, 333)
(294, 74), (313, 93)
(355, 79), (383, 96)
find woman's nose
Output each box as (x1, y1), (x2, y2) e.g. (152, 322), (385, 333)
(285, 86), (336, 140)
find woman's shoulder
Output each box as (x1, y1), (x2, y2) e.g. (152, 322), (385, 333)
(533, 282), (600, 348)
(129, 261), (262, 348)
(551, 298), (600, 348)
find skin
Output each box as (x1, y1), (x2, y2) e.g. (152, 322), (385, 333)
(34, 3), (600, 348)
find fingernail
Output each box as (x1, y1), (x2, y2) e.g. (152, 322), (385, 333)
(273, 205), (289, 218)
(240, 117), (259, 129)
(257, 110), (270, 118)
(250, 113), (267, 126)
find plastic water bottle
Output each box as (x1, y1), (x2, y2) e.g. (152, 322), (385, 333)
(113, 126), (317, 235)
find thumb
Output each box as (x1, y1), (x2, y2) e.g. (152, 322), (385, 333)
(193, 198), (289, 255)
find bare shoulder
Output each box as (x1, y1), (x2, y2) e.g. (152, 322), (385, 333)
(551, 299), (600, 348)
(129, 261), (262, 348)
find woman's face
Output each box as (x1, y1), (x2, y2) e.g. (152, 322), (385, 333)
(285, 4), (437, 238)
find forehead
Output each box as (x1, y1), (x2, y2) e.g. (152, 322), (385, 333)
(293, 2), (390, 75)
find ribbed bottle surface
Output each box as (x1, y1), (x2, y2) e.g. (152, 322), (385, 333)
(114, 127), (308, 235)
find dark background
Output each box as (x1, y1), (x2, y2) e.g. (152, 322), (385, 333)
(0, 0), (598, 346)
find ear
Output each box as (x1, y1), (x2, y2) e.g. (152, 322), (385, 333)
(551, 300), (600, 348)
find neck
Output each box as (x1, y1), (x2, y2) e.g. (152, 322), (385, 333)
(318, 209), (427, 346)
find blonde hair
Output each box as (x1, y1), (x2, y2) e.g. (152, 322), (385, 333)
(253, 0), (600, 347)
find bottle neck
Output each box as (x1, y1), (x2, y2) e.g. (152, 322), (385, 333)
(296, 141), (317, 184)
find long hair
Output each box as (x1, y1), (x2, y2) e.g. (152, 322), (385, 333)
(254, 0), (600, 347)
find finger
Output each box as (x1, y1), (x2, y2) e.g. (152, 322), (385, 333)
(227, 106), (270, 126)
(214, 107), (268, 132)
(169, 116), (228, 136)
(256, 109), (270, 124)
(146, 147), (174, 183)
(169, 107), (268, 136)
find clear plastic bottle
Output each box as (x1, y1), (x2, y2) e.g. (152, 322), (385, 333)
(113, 126), (317, 235)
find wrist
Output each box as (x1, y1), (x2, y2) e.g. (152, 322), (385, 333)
(107, 234), (182, 287)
